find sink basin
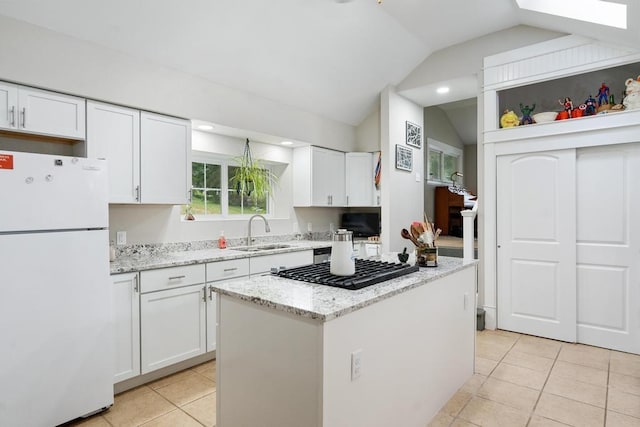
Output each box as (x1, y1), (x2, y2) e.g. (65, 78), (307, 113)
(233, 244), (292, 252)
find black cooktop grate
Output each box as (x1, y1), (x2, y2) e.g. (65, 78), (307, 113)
(273, 259), (419, 290)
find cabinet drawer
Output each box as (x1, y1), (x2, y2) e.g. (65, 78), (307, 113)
(140, 264), (205, 293)
(206, 258), (249, 282)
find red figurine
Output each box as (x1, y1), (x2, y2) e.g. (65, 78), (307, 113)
(597, 83), (610, 106)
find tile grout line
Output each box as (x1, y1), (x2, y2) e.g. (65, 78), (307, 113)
(523, 337), (562, 427)
(451, 331), (522, 426)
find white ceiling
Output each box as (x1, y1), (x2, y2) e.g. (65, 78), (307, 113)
(0, 0), (637, 129)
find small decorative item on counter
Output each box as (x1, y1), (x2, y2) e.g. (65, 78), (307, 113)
(416, 247), (438, 268)
(184, 205), (195, 221)
(397, 247), (409, 264)
(330, 229), (355, 276)
(400, 213), (441, 267)
(596, 82), (610, 106)
(584, 95), (597, 116)
(500, 109), (520, 128)
(519, 103), (535, 125)
(623, 75), (640, 111)
(218, 231), (227, 249)
(556, 110), (570, 120)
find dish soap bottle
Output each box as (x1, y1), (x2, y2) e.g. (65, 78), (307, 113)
(218, 231), (227, 249)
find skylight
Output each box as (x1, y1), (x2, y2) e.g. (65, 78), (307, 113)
(516, 0), (627, 29)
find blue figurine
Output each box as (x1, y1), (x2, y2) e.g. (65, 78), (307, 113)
(519, 103), (535, 125)
(584, 95), (597, 116)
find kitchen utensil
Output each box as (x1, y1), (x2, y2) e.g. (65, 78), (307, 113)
(401, 228), (421, 247)
(398, 247), (409, 263)
(330, 229), (355, 276)
(410, 223), (424, 241)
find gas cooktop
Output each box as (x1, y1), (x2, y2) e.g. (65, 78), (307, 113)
(273, 259), (419, 290)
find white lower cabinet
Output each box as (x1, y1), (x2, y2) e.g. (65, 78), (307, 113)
(112, 273), (141, 384)
(140, 283), (207, 374)
(205, 258), (250, 352)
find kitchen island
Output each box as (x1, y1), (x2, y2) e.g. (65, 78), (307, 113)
(211, 256), (477, 427)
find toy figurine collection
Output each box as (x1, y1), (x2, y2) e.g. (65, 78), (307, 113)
(500, 76), (638, 128)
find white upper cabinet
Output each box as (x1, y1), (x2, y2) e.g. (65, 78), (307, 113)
(87, 101), (141, 203)
(0, 82), (85, 140)
(0, 82), (18, 130)
(345, 152), (373, 206)
(140, 112), (191, 204)
(293, 146), (345, 207)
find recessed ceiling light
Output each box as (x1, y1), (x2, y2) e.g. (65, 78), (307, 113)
(516, 0), (627, 29)
(197, 124), (213, 131)
(281, 141), (293, 145)
(437, 87), (450, 94)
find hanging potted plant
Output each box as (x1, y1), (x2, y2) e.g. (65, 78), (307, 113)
(229, 139), (278, 203)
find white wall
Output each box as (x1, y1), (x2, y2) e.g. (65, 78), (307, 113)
(0, 15), (356, 152)
(380, 86), (424, 253)
(355, 106), (380, 152)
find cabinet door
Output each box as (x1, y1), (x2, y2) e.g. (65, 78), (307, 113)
(206, 286), (217, 352)
(17, 86), (85, 139)
(112, 273), (141, 383)
(0, 81), (17, 130)
(345, 152), (373, 206)
(87, 101), (140, 203)
(140, 112), (191, 204)
(140, 284), (206, 374)
(311, 147), (345, 206)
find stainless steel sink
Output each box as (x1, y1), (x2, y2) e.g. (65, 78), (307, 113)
(233, 244), (292, 252)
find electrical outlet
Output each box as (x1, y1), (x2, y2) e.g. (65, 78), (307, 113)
(307, 223), (313, 232)
(351, 349), (363, 381)
(415, 172), (421, 182)
(116, 231), (127, 246)
(329, 223), (335, 233)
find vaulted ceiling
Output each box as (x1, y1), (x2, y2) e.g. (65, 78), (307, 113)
(0, 0), (637, 128)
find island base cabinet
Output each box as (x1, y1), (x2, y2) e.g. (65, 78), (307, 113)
(216, 265), (476, 427)
(141, 284), (206, 374)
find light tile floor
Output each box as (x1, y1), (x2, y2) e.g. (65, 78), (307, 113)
(430, 330), (640, 427)
(68, 330), (640, 427)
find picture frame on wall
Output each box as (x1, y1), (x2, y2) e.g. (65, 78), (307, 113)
(395, 144), (412, 171)
(406, 121), (422, 148)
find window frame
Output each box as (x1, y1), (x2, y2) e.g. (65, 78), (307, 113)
(185, 151), (273, 220)
(426, 138), (464, 186)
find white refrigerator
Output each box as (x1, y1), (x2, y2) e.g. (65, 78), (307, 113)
(0, 151), (113, 426)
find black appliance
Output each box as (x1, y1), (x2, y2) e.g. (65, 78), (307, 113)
(340, 212), (380, 237)
(273, 259), (418, 290)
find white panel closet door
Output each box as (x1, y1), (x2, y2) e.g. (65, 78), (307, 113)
(497, 150), (576, 342)
(576, 143), (640, 354)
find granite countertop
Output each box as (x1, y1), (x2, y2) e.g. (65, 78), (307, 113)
(210, 256), (478, 322)
(110, 240), (332, 274)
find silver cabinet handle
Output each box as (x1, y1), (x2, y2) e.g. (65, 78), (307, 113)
(208, 285), (214, 301)
(21, 108), (26, 128)
(202, 285), (207, 302)
(9, 106), (15, 126)
(168, 275), (186, 280)
(346, 195), (349, 206)
(188, 189), (192, 203)
(223, 267), (238, 272)
(133, 275), (139, 293)
(135, 185), (140, 202)
(377, 195), (380, 205)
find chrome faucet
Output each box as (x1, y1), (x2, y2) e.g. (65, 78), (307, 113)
(247, 214), (271, 246)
